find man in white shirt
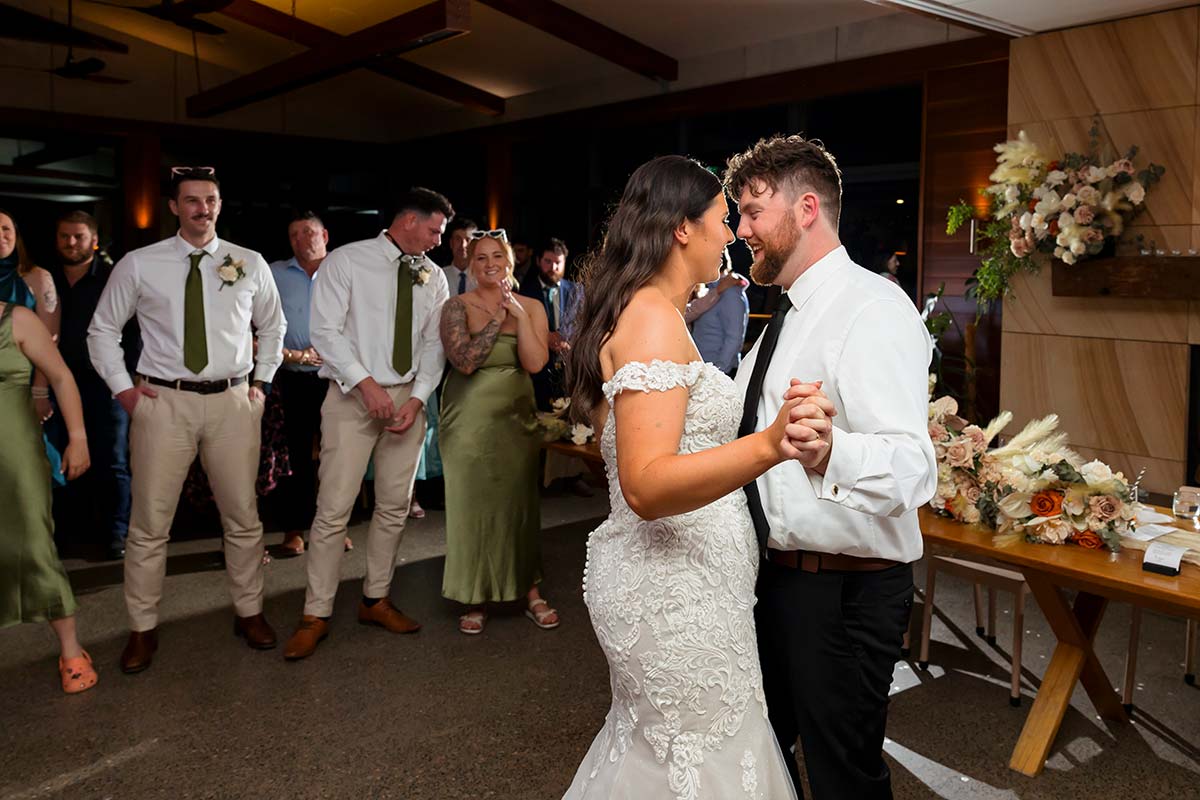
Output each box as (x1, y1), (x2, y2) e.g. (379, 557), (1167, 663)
(726, 136), (937, 799)
(283, 188), (453, 660)
(441, 216), (477, 297)
(88, 167), (286, 673)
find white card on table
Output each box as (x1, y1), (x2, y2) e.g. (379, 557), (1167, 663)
(1125, 523), (1178, 542)
(1143, 541), (1188, 575)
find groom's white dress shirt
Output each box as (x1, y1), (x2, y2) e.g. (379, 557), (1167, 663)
(735, 245), (937, 563)
(310, 230), (448, 404)
(88, 232), (285, 395)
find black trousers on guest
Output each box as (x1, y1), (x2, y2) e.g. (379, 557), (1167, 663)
(273, 369), (328, 532)
(755, 558), (914, 800)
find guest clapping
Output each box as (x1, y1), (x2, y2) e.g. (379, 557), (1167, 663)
(439, 230), (556, 634)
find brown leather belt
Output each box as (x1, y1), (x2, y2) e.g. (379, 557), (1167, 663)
(143, 374), (247, 395)
(767, 548), (898, 573)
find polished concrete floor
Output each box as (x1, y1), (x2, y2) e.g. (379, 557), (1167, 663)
(2, 491), (1199, 799)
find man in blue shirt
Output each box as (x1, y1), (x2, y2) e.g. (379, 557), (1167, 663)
(270, 211), (330, 556)
(691, 264), (749, 376)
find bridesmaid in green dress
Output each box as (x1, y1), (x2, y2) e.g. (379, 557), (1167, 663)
(0, 300), (95, 692)
(439, 232), (556, 634)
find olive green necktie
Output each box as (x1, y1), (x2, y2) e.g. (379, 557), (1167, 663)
(392, 256), (413, 374)
(184, 251), (209, 373)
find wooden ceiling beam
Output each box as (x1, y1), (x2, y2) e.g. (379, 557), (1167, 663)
(218, 0), (503, 115)
(187, 0), (471, 118)
(478, 0), (677, 81)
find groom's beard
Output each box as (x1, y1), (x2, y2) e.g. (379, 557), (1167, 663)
(749, 213), (799, 286)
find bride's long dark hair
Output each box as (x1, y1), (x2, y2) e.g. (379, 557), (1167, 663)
(565, 155), (722, 420)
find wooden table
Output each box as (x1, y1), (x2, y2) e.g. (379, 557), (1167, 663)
(918, 507), (1200, 776)
(542, 439), (605, 482)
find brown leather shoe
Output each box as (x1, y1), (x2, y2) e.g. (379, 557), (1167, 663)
(120, 629), (158, 674)
(283, 615), (329, 660)
(357, 598), (421, 633)
(234, 613), (278, 650)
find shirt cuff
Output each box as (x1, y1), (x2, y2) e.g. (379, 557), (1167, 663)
(106, 372), (135, 396)
(410, 376), (436, 407)
(814, 429), (865, 504)
(336, 363), (372, 394)
(253, 362), (281, 382)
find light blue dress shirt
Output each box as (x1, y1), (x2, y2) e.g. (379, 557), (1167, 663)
(270, 257), (319, 373)
(691, 279), (749, 375)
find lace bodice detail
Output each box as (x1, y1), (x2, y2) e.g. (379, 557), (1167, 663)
(566, 360), (792, 800)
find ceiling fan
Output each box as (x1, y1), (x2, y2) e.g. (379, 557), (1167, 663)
(85, 0), (235, 36)
(0, 0), (131, 84)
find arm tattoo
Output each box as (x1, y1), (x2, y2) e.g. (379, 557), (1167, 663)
(41, 285), (59, 313)
(440, 298), (502, 374)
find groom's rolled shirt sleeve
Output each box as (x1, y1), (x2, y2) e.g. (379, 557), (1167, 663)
(813, 299), (937, 517)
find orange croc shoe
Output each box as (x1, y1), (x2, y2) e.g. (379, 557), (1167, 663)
(59, 650), (98, 694)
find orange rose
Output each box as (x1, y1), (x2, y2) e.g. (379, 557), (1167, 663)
(1071, 530), (1105, 549)
(1030, 490), (1064, 518)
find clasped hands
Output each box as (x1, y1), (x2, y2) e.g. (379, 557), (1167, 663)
(770, 379), (835, 472)
(356, 377), (423, 434)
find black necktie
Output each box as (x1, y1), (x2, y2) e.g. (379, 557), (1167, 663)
(457, 270), (466, 295)
(740, 292), (793, 556)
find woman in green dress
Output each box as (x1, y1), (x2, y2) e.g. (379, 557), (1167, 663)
(0, 300), (95, 692)
(439, 231), (556, 634)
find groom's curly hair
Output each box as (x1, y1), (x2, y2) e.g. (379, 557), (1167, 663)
(724, 134), (843, 227)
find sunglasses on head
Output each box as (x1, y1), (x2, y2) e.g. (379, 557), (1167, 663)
(467, 228), (508, 243)
(170, 166), (216, 177)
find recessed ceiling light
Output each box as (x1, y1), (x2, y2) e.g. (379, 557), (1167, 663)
(896, 198), (905, 205)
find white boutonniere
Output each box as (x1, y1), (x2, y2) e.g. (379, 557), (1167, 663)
(402, 254), (432, 286)
(216, 254), (246, 290)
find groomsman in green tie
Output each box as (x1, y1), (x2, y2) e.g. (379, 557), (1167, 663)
(88, 167), (286, 673)
(283, 188), (453, 660)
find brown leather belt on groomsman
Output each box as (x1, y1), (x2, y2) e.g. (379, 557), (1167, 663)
(142, 374), (248, 394)
(767, 548), (898, 573)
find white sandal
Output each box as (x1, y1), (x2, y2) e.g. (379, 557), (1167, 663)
(525, 598), (560, 630)
(459, 609), (486, 635)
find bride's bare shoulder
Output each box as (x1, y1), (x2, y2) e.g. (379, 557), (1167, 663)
(602, 288), (694, 375)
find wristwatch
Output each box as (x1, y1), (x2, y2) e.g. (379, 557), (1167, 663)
(252, 379), (271, 396)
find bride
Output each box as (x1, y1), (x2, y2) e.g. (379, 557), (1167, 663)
(561, 155), (832, 799)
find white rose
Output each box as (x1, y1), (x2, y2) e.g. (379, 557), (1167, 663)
(1019, 211), (1033, 231)
(217, 264), (239, 282)
(1057, 211), (1075, 230)
(1061, 250), (1077, 265)
(1045, 170), (1067, 188)
(1061, 193), (1077, 209)
(1077, 186), (1100, 205)
(1070, 239), (1086, 255)
(1080, 459), (1113, 487)
(999, 492), (1032, 519)
(1124, 182), (1146, 204)
(570, 423), (594, 446)
(1085, 165), (1108, 183)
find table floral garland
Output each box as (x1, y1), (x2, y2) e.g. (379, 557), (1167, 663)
(928, 393), (1135, 551)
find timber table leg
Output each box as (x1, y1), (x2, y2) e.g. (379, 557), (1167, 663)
(1008, 571), (1128, 776)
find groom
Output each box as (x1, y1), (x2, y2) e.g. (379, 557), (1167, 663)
(726, 135), (937, 798)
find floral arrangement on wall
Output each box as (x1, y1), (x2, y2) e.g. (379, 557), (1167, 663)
(946, 119), (1166, 314)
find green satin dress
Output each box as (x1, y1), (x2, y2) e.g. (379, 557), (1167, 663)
(440, 334), (542, 604)
(0, 303), (77, 628)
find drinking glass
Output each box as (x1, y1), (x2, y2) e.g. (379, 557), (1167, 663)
(1172, 486), (1200, 526)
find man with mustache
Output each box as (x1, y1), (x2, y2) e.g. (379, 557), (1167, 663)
(727, 135), (937, 799)
(48, 210), (139, 561)
(89, 167), (286, 673)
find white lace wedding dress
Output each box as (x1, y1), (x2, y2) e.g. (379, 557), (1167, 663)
(563, 360), (798, 800)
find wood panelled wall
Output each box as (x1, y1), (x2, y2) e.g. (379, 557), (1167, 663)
(1000, 7), (1199, 495)
(920, 59), (1010, 422)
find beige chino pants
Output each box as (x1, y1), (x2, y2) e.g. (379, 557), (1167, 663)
(125, 382), (265, 631)
(303, 383), (426, 617)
